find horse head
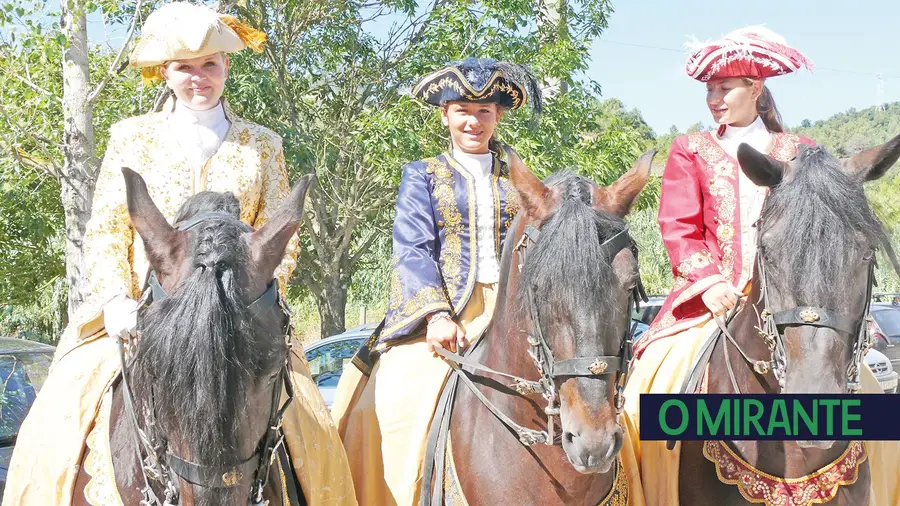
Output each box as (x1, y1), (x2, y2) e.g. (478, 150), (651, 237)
(737, 135), (900, 448)
(507, 149), (655, 473)
(121, 167), (315, 505)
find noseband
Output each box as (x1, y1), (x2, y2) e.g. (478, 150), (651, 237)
(684, 233), (876, 398)
(432, 223), (646, 447)
(116, 212), (296, 506)
(750, 241), (876, 393)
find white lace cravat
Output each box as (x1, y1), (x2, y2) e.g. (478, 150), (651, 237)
(451, 150), (500, 284)
(170, 100), (230, 191)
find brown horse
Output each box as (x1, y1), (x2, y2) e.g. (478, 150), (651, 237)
(678, 135), (900, 506)
(421, 151), (655, 505)
(72, 168), (316, 506)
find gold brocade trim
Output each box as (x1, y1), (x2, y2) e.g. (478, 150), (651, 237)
(500, 175), (519, 231)
(689, 132), (738, 280)
(674, 250), (716, 288)
(703, 440), (867, 506)
(84, 387), (124, 506)
(443, 154), (478, 313)
(383, 285), (449, 336)
(412, 68), (527, 109)
(769, 134), (802, 162)
(441, 434), (628, 505)
(433, 157), (465, 296)
(672, 273), (726, 309)
(491, 157), (502, 256)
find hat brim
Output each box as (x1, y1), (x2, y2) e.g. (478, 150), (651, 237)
(412, 67), (528, 110)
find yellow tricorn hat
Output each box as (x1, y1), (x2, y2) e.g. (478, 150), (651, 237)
(129, 2), (266, 85)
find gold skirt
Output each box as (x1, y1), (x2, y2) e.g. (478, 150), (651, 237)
(331, 283), (498, 506)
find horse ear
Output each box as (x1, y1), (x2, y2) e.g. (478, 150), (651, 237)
(509, 154), (554, 223)
(594, 148), (656, 217)
(737, 143), (786, 187)
(122, 167), (185, 274)
(840, 132), (900, 182)
(250, 173), (317, 280)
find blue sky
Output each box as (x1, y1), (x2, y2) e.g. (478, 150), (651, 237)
(588, 0), (900, 133)
(75, 0), (900, 135)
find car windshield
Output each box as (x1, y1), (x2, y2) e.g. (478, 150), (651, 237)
(306, 338), (367, 387)
(0, 352), (52, 440)
(873, 309), (900, 337)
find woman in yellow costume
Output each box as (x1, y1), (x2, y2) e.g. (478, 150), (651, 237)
(3, 3), (356, 505)
(623, 25), (900, 506)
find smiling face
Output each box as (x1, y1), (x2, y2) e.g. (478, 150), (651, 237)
(705, 77), (762, 127)
(440, 101), (504, 154)
(160, 53), (229, 110)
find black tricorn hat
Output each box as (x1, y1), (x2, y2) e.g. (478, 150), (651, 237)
(412, 57), (542, 115)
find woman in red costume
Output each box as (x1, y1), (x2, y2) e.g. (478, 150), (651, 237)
(623, 26), (900, 506)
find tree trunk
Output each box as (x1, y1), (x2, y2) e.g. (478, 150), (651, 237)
(316, 272), (347, 338)
(538, 0), (568, 99)
(60, 0), (97, 317)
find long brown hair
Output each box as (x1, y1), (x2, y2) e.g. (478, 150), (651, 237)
(744, 78), (783, 133)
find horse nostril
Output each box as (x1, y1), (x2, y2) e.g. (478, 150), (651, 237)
(563, 431), (575, 445)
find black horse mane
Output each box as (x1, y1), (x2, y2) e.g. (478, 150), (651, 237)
(518, 171), (628, 343)
(759, 146), (899, 308)
(133, 191), (284, 503)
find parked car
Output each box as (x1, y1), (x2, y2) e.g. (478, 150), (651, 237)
(632, 295), (666, 327)
(304, 324), (377, 409)
(870, 302), (900, 368)
(0, 337), (55, 498)
(866, 348), (898, 394)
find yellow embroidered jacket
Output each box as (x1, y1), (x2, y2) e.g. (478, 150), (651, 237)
(59, 98), (299, 353)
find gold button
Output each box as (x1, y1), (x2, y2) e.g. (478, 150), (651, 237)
(426, 166), (434, 174)
(438, 220), (445, 227)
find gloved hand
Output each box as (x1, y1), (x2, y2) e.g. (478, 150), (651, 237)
(103, 294), (139, 339)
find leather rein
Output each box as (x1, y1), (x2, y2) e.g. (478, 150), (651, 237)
(432, 224), (646, 447)
(671, 230), (877, 450)
(115, 212), (297, 506)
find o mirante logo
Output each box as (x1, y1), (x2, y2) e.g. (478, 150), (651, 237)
(639, 394), (898, 441)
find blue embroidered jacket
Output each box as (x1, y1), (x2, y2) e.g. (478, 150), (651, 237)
(376, 152), (519, 348)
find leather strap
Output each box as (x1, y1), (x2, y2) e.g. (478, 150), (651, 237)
(277, 444), (306, 506)
(165, 452), (259, 488)
(174, 212), (252, 232)
(772, 307), (859, 335)
(552, 356), (621, 377)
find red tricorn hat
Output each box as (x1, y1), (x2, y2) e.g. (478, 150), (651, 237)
(685, 26), (814, 82)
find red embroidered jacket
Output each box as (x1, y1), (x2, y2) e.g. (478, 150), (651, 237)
(634, 130), (815, 358)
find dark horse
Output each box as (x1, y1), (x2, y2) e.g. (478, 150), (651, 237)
(421, 151), (655, 505)
(679, 135), (900, 506)
(72, 168), (316, 506)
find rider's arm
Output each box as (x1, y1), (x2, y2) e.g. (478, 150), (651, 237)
(83, 122), (138, 308)
(379, 161), (452, 342)
(251, 133), (299, 297)
(658, 136), (726, 307)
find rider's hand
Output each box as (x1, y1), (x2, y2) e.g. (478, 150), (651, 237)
(701, 282), (741, 317)
(103, 294), (138, 339)
(425, 312), (467, 354)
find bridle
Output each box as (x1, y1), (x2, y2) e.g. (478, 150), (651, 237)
(432, 222), (646, 447)
(701, 228), (876, 397)
(116, 212), (296, 506)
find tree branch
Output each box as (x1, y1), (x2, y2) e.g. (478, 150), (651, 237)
(88, 0), (145, 105)
(13, 73), (60, 104)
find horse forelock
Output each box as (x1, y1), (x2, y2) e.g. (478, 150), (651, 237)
(760, 146), (895, 308)
(132, 193), (285, 503)
(518, 172), (630, 352)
